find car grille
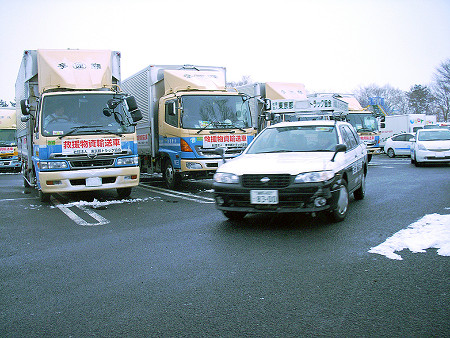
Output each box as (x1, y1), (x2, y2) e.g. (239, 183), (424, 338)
(242, 174), (292, 188)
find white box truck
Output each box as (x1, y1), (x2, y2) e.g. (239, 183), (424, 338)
(0, 108), (21, 171)
(379, 114), (426, 147)
(16, 49), (142, 201)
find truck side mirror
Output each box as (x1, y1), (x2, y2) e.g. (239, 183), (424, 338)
(125, 96), (143, 122)
(264, 98), (272, 110)
(265, 112), (274, 121)
(20, 99), (30, 115)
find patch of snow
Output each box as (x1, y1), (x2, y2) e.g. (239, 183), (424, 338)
(50, 196), (159, 209)
(369, 213), (450, 260)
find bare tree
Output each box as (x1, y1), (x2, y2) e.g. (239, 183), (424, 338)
(354, 84), (409, 114)
(431, 59), (450, 122)
(227, 75), (252, 88)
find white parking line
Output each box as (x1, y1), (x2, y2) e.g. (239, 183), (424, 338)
(139, 183), (215, 204)
(52, 197), (110, 226)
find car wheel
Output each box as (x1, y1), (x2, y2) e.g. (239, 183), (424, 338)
(329, 181), (349, 222)
(223, 211), (246, 220)
(353, 173), (366, 200)
(163, 159), (181, 190)
(387, 148), (395, 158)
(117, 187), (132, 199)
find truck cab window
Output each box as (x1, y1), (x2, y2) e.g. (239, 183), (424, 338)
(165, 101), (178, 127)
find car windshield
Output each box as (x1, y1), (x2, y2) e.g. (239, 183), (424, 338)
(41, 93), (135, 137)
(246, 125), (338, 154)
(181, 95), (252, 130)
(418, 129), (450, 141)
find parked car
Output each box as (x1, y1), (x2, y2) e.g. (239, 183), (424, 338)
(213, 120), (368, 222)
(384, 133), (415, 158)
(410, 128), (450, 166)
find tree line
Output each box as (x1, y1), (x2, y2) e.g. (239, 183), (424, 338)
(354, 59), (449, 122)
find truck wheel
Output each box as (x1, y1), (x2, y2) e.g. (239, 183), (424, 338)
(387, 148), (395, 158)
(329, 181), (349, 222)
(117, 187), (132, 199)
(353, 174), (366, 200)
(223, 211), (246, 220)
(39, 190), (51, 202)
(163, 160), (181, 190)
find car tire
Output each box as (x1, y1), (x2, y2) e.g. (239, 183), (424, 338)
(163, 159), (181, 190)
(353, 174), (366, 200)
(329, 181), (349, 222)
(223, 211), (246, 220)
(387, 148), (395, 158)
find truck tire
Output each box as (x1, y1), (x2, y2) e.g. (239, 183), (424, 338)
(163, 159), (181, 190)
(328, 181), (349, 222)
(39, 190), (51, 202)
(117, 187), (132, 199)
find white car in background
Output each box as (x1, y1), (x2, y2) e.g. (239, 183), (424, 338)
(410, 128), (450, 166)
(384, 133), (415, 158)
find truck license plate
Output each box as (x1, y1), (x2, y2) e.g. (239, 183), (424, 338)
(250, 190), (279, 204)
(86, 177), (102, 187)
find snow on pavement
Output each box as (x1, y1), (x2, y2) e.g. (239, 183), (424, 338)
(369, 213), (450, 260)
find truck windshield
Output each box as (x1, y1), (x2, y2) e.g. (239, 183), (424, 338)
(181, 95), (252, 130)
(346, 113), (378, 132)
(0, 130), (16, 146)
(41, 93), (135, 137)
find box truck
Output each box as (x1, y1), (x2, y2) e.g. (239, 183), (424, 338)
(16, 49), (142, 201)
(0, 108), (21, 171)
(379, 114), (426, 147)
(121, 65), (256, 189)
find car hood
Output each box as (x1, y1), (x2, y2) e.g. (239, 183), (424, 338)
(419, 140), (450, 149)
(218, 152), (339, 175)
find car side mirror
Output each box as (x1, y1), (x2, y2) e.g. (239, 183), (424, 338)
(409, 138), (415, 142)
(213, 146), (227, 163)
(331, 144), (347, 162)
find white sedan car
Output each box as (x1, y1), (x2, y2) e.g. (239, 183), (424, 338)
(213, 121), (368, 222)
(384, 133), (415, 158)
(410, 128), (450, 166)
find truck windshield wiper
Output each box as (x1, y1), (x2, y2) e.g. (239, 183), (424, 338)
(90, 129), (123, 136)
(58, 125), (103, 139)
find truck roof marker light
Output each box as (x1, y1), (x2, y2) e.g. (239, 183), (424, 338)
(181, 139), (193, 152)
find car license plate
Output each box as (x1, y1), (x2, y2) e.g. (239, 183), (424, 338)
(86, 177), (102, 187)
(435, 152), (445, 158)
(250, 190), (279, 204)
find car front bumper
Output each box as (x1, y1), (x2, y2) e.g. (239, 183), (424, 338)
(213, 178), (343, 214)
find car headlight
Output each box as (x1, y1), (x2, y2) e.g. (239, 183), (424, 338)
(214, 172), (239, 184)
(39, 161), (68, 170)
(116, 156), (139, 166)
(295, 170), (334, 183)
(417, 143), (427, 151)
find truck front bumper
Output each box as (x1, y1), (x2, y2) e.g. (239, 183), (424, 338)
(37, 167), (140, 193)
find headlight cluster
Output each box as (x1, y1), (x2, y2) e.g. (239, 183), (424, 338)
(214, 172), (239, 184)
(295, 170), (334, 183)
(417, 143), (428, 151)
(116, 156), (139, 166)
(39, 161), (68, 170)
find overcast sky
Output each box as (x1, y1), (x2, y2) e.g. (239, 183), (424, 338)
(1, 0), (449, 102)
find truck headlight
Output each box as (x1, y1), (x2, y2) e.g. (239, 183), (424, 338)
(295, 170), (334, 183)
(39, 161), (68, 170)
(214, 172), (239, 184)
(116, 156), (139, 166)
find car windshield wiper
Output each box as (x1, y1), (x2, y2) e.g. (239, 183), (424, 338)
(58, 125), (103, 139)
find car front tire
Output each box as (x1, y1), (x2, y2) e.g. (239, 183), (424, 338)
(329, 181), (349, 222)
(223, 211), (246, 221)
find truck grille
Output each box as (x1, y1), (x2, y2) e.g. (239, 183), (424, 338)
(70, 159), (115, 168)
(242, 174), (292, 188)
